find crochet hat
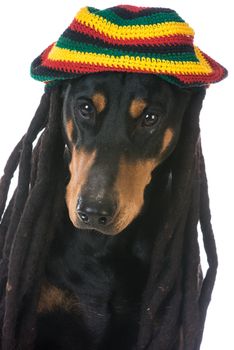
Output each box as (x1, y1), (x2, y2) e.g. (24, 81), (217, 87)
(31, 5), (228, 88)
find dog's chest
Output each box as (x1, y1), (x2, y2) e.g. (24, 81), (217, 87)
(39, 228), (152, 349)
(56, 229), (150, 313)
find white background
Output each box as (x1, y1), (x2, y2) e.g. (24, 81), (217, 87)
(0, 1), (233, 349)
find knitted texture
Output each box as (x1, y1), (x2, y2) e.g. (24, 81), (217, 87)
(31, 5), (228, 88)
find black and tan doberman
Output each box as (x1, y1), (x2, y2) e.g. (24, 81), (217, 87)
(35, 72), (193, 350)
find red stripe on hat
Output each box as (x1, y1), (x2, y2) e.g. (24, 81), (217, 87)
(175, 52), (227, 84)
(117, 5), (147, 12)
(41, 58), (187, 76)
(41, 57), (160, 73)
(69, 20), (193, 47)
(41, 43), (55, 61)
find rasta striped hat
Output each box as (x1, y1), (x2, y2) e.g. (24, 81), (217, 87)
(31, 5), (227, 88)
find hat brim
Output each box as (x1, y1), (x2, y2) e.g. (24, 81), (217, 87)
(31, 43), (227, 88)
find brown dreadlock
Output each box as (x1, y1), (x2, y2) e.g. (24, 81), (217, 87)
(0, 86), (217, 350)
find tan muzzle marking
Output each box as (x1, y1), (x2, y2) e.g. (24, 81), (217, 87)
(66, 148), (96, 226)
(114, 157), (158, 232)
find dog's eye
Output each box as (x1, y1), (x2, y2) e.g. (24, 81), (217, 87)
(142, 112), (160, 127)
(77, 100), (95, 119)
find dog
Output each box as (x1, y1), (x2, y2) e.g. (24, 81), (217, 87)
(34, 72), (195, 350)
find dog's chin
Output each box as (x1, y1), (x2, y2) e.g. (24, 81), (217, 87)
(70, 216), (130, 236)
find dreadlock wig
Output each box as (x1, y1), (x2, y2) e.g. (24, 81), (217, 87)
(0, 5), (227, 350)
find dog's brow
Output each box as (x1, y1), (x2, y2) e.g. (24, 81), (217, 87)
(92, 93), (106, 113)
(129, 99), (147, 119)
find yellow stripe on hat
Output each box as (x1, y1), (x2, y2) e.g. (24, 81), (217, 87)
(48, 45), (212, 75)
(75, 7), (195, 40)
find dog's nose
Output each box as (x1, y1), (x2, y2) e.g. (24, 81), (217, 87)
(77, 197), (116, 226)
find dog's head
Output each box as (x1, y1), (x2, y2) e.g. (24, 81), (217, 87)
(62, 72), (191, 235)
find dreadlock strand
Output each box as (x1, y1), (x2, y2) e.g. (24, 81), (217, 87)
(149, 205), (191, 318)
(0, 137), (24, 221)
(150, 272), (183, 350)
(195, 150), (218, 349)
(30, 134), (43, 189)
(0, 193), (16, 260)
(181, 148), (201, 350)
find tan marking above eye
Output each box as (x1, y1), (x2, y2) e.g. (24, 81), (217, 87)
(129, 99), (147, 119)
(114, 158), (158, 232)
(37, 281), (79, 314)
(161, 128), (174, 153)
(92, 93), (106, 113)
(66, 119), (74, 143)
(66, 148), (96, 226)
